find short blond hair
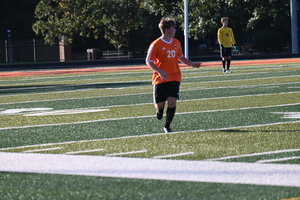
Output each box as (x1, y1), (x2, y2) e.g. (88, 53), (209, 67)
(221, 17), (229, 23)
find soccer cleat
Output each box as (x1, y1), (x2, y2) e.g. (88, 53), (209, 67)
(226, 70), (232, 73)
(156, 109), (163, 120)
(164, 127), (173, 133)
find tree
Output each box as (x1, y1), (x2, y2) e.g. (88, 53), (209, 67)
(175, 0), (255, 44)
(247, 0), (291, 45)
(33, 0), (102, 44)
(142, 0), (182, 17)
(174, 0), (298, 50)
(33, 0), (146, 50)
(31, 0), (299, 53)
(100, 0), (147, 49)
(141, 0), (257, 47)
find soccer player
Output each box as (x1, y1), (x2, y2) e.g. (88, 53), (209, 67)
(145, 17), (202, 133)
(217, 17), (236, 73)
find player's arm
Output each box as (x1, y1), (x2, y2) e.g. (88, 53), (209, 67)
(178, 56), (202, 68)
(230, 29), (236, 45)
(217, 29), (223, 48)
(145, 44), (170, 81)
(146, 61), (169, 81)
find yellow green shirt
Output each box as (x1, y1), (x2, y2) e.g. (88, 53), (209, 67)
(217, 27), (236, 48)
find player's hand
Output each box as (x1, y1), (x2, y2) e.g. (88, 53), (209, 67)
(159, 70), (169, 81)
(233, 45), (239, 52)
(191, 62), (202, 68)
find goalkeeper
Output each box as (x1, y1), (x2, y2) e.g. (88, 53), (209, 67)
(217, 17), (237, 73)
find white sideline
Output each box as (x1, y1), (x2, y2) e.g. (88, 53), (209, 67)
(1, 152), (300, 187)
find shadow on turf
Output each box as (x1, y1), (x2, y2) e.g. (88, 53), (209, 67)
(0, 81), (151, 94)
(219, 129), (250, 133)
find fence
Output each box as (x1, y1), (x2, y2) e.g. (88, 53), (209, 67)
(85, 49), (133, 60)
(102, 50), (133, 59)
(0, 38), (293, 64)
(0, 39), (134, 63)
(0, 39), (60, 63)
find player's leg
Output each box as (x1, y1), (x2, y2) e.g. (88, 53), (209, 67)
(226, 48), (233, 72)
(220, 47), (226, 72)
(226, 57), (231, 72)
(222, 58), (226, 72)
(164, 97), (177, 132)
(153, 83), (167, 120)
(155, 102), (165, 120)
(164, 81), (180, 133)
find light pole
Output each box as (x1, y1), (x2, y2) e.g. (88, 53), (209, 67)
(290, 0), (299, 53)
(6, 30), (13, 63)
(184, 0), (189, 58)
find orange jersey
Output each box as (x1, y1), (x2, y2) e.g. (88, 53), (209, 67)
(146, 37), (183, 85)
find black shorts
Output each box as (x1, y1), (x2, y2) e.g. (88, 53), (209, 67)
(153, 81), (180, 103)
(220, 47), (233, 57)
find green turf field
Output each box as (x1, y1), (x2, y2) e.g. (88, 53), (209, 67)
(0, 62), (300, 199)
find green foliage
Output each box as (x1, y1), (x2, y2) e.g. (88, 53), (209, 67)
(247, 0), (291, 43)
(30, 0), (298, 49)
(177, 0), (258, 42)
(100, 0), (147, 49)
(143, 0), (182, 17)
(247, 0), (290, 30)
(32, 0), (93, 44)
(33, 0), (146, 48)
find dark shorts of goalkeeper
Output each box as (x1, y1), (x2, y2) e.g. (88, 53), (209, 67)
(220, 47), (233, 57)
(153, 81), (180, 103)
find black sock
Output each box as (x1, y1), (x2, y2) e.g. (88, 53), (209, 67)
(165, 107), (176, 128)
(156, 108), (164, 120)
(222, 60), (226, 69)
(227, 59), (231, 70)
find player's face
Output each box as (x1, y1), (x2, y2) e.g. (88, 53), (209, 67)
(166, 27), (176, 37)
(222, 19), (228, 26)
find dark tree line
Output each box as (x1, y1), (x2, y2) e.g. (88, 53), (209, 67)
(1, 0), (298, 54)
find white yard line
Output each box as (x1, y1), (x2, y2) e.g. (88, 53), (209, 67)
(208, 149), (300, 161)
(256, 156), (300, 163)
(23, 147), (63, 153)
(1, 120), (300, 151)
(0, 102), (299, 130)
(0, 152), (300, 187)
(178, 102), (300, 115)
(153, 152), (194, 159)
(65, 148), (105, 155)
(105, 150), (148, 156)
